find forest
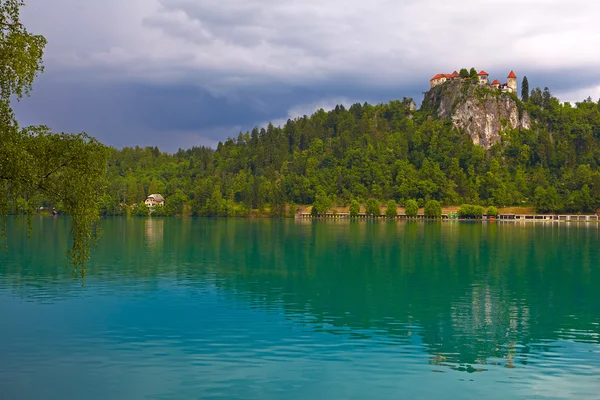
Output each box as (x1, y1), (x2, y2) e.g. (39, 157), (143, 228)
(91, 85), (600, 217)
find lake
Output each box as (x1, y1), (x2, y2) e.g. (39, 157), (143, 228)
(1, 217), (599, 399)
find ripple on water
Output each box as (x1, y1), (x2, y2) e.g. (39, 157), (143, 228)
(2, 219), (600, 400)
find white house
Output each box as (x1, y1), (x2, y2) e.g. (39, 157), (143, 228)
(145, 194), (165, 207)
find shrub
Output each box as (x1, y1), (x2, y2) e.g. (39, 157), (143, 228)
(349, 199), (360, 217)
(312, 190), (332, 215)
(405, 199), (418, 217)
(131, 203), (149, 217)
(286, 202), (296, 218)
(385, 200), (398, 218)
(365, 198), (380, 217)
(424, 200), (442, 218)
(486, 206), (499, 217)
(151, 204), (166, 216)
(457, 204), (484, 219)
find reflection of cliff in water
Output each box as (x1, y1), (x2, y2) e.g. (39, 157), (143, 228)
(184, 220), (600, 366)
(1, 217), (599, 365)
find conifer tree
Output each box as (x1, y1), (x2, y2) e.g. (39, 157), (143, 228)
(542, 87), (553, 109)
(521, 76), (529, 102)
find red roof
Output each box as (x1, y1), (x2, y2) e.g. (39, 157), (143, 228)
(430, 71), (461, 81)
(491, 80), (500, 85)
(507, 70), (517, 78)
(478, 70), (489, 76)
(430, 73), (445, 81)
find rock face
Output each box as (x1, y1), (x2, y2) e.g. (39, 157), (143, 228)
(421, 80), (531, 149)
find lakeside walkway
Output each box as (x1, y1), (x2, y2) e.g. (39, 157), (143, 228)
(297, 212), (600, 222)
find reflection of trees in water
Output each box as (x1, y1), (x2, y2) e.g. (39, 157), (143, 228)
(1, 217), (599, 365)
(196, 220), (600, 366)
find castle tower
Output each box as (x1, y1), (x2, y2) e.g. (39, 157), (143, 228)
(507, 71), (517, 93)
(478, 70), (489, 85)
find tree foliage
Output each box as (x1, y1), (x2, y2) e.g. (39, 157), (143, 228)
(469, 68), (479, 81)
(46, 83), (600, 221)
(424, 200), (442, 218)
(86, 79), (600, 219)
(132, 203), (150, 217)
(486, 206), (499, 217)
(385, 200), (397, 218)
(405, 199), (419, 217)
(457, 204), (485, 219)
(365, 198), (380, 217)
(521, 76), (529, 102)
(349, 199), (360, 217)
(0, 0), (109, 277)
(311, 189), (332, 215)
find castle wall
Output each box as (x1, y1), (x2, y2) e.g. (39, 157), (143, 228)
(507, 77), (517, 94)
(430, 76), (447, 89)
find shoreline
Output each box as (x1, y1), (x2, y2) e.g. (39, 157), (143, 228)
(26, 212), (600, 222)
(296, 213), (600, 222)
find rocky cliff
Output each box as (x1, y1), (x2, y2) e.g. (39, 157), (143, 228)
(421, 80), (531, 149)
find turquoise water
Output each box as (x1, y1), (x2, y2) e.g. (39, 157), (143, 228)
(1, 217), (599, 399)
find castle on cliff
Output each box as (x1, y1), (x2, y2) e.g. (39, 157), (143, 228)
(430, 70), (517, 93)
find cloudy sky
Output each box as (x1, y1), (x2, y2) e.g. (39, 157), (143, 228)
(13, 0), (600, 152)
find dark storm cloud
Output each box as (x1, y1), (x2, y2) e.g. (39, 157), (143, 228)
(13, 0), (600, 152)
(15, 70), (426, 152)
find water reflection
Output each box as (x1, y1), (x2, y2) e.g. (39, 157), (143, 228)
(1, 218), (599, 378)
(145, 218), (164, 250)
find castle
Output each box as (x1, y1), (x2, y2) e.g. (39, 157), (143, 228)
(430, 70), (517, 94)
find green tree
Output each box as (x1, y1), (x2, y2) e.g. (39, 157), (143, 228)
(164, 191), (185, 216)
(311, 190), (332, 215)
(457, 204), (484, 219)
(99, 193), (124, 216)
(385, 200), (397, 218)
(192, 178), (213, 216)
(131, 203), (149, 217)
(486, 206), (499, 217)
(521, 76), (529, 102)
(542, 87), (553, 110)
(459, 68), (469, 79)
(469, 68), (478, 81)
(424, 200), (442, 218)
(270, 181), (286, 217)
(0, 1), (109, 275)
(147, 177), (166, 196)
(349, 199), (360, 217)
(150, 204), (166, 217)
(530, 87), (543, 107)
(365, 198), (380, 217)
(405, 199), (418, 217)
(206, 186), (224, 217)
(286, 202), (296, 218)
(533, 186), (559, 214)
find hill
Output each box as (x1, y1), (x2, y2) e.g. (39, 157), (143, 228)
(59, 81), (600, 216)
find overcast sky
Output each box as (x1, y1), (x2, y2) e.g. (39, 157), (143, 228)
(13, 0), (600, 152)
